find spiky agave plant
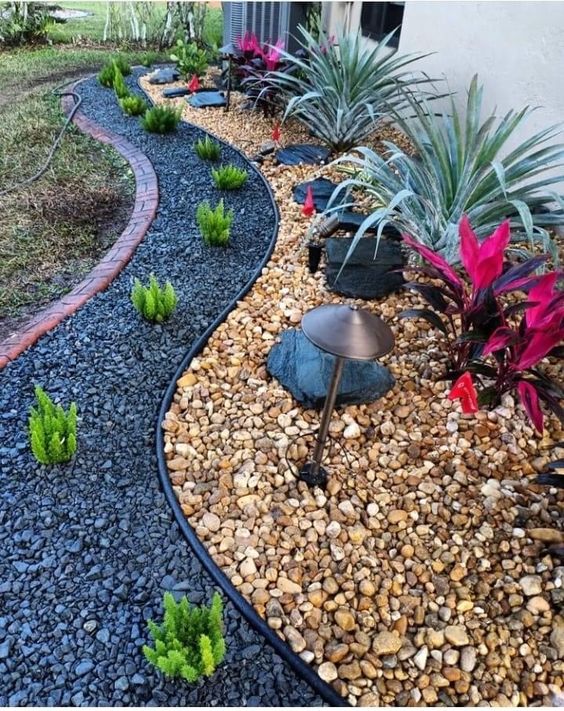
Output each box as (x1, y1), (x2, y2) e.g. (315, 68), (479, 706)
(329, 76), (564, 266)
(260, 26), (435, 152)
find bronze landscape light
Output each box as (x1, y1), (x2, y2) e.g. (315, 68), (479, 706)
(299, 303), (395, 487)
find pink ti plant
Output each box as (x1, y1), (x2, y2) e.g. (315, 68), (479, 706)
(401, 218), (563, 431)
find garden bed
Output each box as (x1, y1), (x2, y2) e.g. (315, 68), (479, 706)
(0, 69), (324, 706)
(152, 74), (564, 706)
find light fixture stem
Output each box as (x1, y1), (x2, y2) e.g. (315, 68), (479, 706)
(225, 56), (232, 112)
(310, 356), (345, 476)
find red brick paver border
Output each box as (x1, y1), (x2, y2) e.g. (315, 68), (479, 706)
(0, 80), (158, 370)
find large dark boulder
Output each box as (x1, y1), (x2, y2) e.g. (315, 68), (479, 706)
(336, 211), (401, 239)
(188, 91), (226, 108)
(276, 144), (331, 166)
(162, 86), (189, 98)
(267, 329), (395, 409)
(325, 236), (405, 300)
(148, 68), (180, 84)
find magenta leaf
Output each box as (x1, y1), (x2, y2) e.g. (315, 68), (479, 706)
(517, 380), (544, 432)
(483, 326), (518, 356)
(492, 255), (549, 294)
(403, 235), (463, 289)
(459, 215), (480, 285)
(516, 329), (564, 370)
(448, 372), (479, 413)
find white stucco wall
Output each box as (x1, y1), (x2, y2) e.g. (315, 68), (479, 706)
(397, 0), (564, 138)
(323, 0), (564, 191)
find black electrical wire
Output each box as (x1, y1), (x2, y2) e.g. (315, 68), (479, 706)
(0, 78), (83, 198)
(283, 427), (358, 482)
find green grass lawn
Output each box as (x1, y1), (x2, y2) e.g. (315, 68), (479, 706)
(0, 2), (223, 337)
(47, 1), (167, 44)
(0, 89), (135, 332)
(45, 1), (223, 47)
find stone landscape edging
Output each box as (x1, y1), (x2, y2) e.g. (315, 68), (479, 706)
(0, 76), (158, 370)
(144, 79), (349, 706)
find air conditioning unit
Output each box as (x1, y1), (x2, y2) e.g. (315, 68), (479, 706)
(222, 2), (311, 53)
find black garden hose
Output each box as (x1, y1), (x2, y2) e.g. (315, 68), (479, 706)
(0, 79), (82, 198)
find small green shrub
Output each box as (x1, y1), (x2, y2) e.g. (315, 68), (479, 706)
(131, 274), (178, 323)
(170, 38), (208, 78)
(98, 62), (116, 88)
(211, 164), (248, 190)
(98, 56), (131, 88)
(196, 200), (234, 246)
(141, 105), (182, 134)
(113, 66), (130, 100)
(143, 591), (226, 683)
(110, 55), (131, 76)
(28, 386), (77, 465)
(141, 51), (159, 68)
(194, 136), (221, 161)
(119, 95), (148, 117)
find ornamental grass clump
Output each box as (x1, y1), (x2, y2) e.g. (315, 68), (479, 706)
(131, 274), (177, 323)
(28, 386), (77, 465)
(400, 217), (563, 432)
(119, 95), (148, 117)
(194, 135), (221, 161)
(141, 105), (182, 134)
(211, 164), (248, 190)
(263, 26), (433, 150)
(98, 61), (116, 88)
(196, 199), (233, 246)
(143, 591), (226, 683)
(111, 55), (131, 77)
(98, 56), (131, 88)
(330, 76), (564, 264)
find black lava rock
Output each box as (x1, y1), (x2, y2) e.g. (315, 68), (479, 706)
(276, 144), (330, 166)
(267, 329), (395, 408)
(325, 236), (406, 300)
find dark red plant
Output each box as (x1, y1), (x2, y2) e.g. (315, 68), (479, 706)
(272, 121), (281, 143)
(237, 32), (261, 58)
(401, 217), (563, 431)
(232, 32), (288, 116)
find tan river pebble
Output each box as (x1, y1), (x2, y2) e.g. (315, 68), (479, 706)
(142, 72), (564, 706)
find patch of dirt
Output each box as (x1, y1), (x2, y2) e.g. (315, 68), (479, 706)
(0, 67), (94, 109)
(0, 185), (132, 343)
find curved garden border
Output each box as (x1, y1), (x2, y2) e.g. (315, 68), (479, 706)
(144, 80), (349, 707)
(0, 77), (158, 370)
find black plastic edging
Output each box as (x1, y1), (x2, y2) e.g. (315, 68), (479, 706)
(130, 72), (349, 706)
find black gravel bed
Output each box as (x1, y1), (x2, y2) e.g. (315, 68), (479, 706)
(0, 70), (324, 706)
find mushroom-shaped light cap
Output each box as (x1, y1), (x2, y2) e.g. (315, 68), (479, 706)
(301, 304), (394, 361)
